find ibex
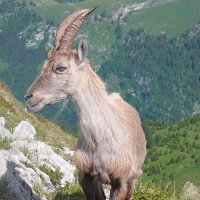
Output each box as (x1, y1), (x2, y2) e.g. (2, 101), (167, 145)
(25, 4), (146, 200)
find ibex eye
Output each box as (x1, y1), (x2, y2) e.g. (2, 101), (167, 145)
(56, 66), (66, 72)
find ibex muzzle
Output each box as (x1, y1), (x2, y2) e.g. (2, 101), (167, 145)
(25, 4), (146, 200)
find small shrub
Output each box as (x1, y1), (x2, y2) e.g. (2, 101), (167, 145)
(39, 174), (45, 184)
(52, 146), (62, 155)
(51, 182), (84, 200)
(0, 137), (12, 150)
(133, 180), (180, 200)
(33, 183), (47, 198)
(0, 177), (10, 200)
(21, 160), (36, 170)
(39, 164), (63, 185)
(19, 147), (32, 160)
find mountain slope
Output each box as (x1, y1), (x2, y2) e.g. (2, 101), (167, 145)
(0, 81), (182, 200)
(1, 0), (200, 125)
(98, 23), (200, 122)
(28, 0), (200, 66)
(142, 117), (200, 194)
(1, 81), (199, 198)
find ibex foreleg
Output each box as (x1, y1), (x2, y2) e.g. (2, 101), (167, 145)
(78, 171), (106, 200)
(125, 178), (137, 200)
(110, 180), (127, 200)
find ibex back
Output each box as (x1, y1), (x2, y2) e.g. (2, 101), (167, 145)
(25, 4), (146, 200)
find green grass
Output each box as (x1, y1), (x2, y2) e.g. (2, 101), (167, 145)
(39, 164), (63, 186)
(0, 137), (12, 150)
(121, 0), (200, 38)
(21, 160), (36, 171)
(134, 179), (180, 200)
(50, 182), (84, 200)
(30, 0), (200, 39)
(19, 147), (32, 160)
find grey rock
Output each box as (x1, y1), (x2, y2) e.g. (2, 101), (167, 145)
(11, 140), (76, 184)
(12, 121), (36, 141)
(46, 148), (76, 185)
(8, 147), (28, 163)
(35, 167), (54, 192)
(8, 148), (55, 194)
(0, 126), (13, 140)
(181, 181), (200, 200)
(0, 117), (6, 127)
(1, 118), (76, 199)
(104, 188), (110, 199)
(0, 149), (40, 200)
(63, 147), (74, 156)
(0, 117), (13, 140)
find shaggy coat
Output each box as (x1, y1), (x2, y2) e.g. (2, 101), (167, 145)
(25, 4), (146, 200)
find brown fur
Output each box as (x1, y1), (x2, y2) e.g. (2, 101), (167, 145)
(25, 6), (146, 199)
(25, 54), (146, 199)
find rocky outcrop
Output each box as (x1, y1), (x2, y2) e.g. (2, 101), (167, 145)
(12, 120), (37, 140)
(181, 181), (200, 200)
(0, 149), (42, 200)
(0, 117), (76, 199)
(0, 117), (14, 139)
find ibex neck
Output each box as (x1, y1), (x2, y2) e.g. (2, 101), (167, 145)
(71, 64), (110, 129)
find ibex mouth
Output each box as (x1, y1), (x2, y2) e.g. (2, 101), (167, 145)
(27, 99), (45, 112)
(30, 100), (42, 108)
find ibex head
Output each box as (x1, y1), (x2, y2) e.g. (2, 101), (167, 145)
(25, 4), (99, 111)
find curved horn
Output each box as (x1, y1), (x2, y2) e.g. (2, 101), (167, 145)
(55, 3), (100, 51)
(54, 9), (89, 50)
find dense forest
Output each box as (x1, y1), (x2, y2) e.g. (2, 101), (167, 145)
(0, 0), (48, 99)
(99, 22), (200, 122)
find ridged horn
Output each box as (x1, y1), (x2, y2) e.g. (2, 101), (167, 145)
(54, 3), (100, 51)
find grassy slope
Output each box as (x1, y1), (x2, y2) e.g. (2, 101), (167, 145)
(31, 0), (200, 33)
(142, 121), (200, 194)
(121, 0), (200, 38)
(0, 82), (76, 149)
(1, 81), (194, 196)
(2, 83), (198, 196)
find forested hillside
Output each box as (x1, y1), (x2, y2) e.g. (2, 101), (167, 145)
(0, 0), (200, 197)
(99, 23), (200, 122)
(0, 0), (50, 100)
(141, 115), (200, 194)
(1, 0), (200, 126)
(1, 80), (200, 197)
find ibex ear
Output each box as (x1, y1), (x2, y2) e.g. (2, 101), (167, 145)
(77, 39), (88, 62)
(48, 50), (55, 58)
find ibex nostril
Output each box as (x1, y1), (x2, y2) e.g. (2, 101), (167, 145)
(25, 94), (33, 101)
